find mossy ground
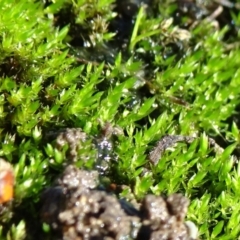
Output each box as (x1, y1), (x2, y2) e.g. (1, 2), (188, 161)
(1, 0), (240, 239)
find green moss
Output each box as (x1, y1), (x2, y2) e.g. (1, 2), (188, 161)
(1, 0), (240, 239)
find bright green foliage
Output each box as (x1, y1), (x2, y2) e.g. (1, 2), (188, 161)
(1, 0), (240, 239)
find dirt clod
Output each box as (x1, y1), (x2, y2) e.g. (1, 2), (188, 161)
(41, 165), (198, 240)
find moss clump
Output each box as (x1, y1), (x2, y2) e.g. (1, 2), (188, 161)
(1, 0), (240, 239)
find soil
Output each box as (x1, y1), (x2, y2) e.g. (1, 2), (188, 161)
(41, 165), (198, 240)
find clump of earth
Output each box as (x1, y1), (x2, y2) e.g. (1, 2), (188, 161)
(41, 165), (198, 240)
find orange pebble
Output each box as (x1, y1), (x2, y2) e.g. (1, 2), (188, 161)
(0, 159), (14, 204)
